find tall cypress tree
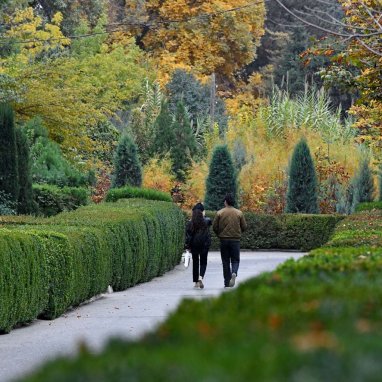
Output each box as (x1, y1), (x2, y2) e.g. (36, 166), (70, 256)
(286, 138), (319, 213)
(204, 145), (237, 211)
(0, 103), (18, 203)
(112, 134), (142, 188)
(355, 158), (374, 203)
(16, 128), (34, 214)
(152, 101), (174, 157)
(170, 102), (196, 182)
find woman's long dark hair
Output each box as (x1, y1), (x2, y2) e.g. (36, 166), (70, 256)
(190, 209), (207, 232)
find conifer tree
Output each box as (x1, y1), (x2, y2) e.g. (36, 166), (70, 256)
(354, 158), (374, 203)
(170, 102), (196, 182)
(0, 103), (18, 203)
(286, 138), (319, 213)
(152, 101), (174, 157)
(112, 134), (142, 188)
(204, 145), (237, 211)
(16, 128), (34, 214)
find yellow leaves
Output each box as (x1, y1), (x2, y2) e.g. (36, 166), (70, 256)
(51, 12), (64, 25)
(5, 8), (70, 63)
(125, 0), (265, 83)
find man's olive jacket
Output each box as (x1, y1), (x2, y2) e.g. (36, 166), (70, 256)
(212, 206), (247, 240)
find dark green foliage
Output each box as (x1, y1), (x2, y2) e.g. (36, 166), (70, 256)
(27, 120), (93, 187)
(112, 134), (142, 188)
(33, 184), (89, 217)
(0, 199), (184, 332)
(105, 186), (172, 203)
(357, 201), (382, 212)
(170, 102), (196, 182)
(205, 211), (342, 251)
(16, 128), (34, 215)
(354, 159), (374, 203)
(0, 103), (18, 203)
(204, 145), (237, 210)
(152, 101), (174, 157)
(166, 69), (227, 133)
(286, 138), (319, 213)
(20, 209), (382, 382)
(0, 229), (48, 333)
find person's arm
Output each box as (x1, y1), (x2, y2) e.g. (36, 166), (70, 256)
(240, 212), (247, 232)
(185, 221), (193, 249)
(212, 214), (220, 235)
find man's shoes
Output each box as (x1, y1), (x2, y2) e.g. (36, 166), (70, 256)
(198, 278), (204, 289)
(229, 273), (237, 287)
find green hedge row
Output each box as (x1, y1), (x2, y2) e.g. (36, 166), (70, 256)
(0, 199), (184, 333)
(33, 184), (89, 216)
(22, 205), (382, 381)
(206, 212), (343, 251)
(105, 186), (172, 203)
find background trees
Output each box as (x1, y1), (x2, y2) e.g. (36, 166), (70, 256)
(123, 0), (265, 84)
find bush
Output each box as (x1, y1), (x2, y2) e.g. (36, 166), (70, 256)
(204, 145), (237, 210)
(356, 201), (382, 211)
(0, 199), (184, 332)
(27, 120), (94, 188)
(286, 138), (319, 213)
(105, 186), (172, 203)
(206, 211), (342, 251)
(353, 158), (374, 203)
(112, 134), (142, 188)
(33, 184), (89, 216)
(0, 229), (48, 333)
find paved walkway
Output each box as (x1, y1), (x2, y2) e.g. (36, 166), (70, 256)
(0, 251), (303, 382)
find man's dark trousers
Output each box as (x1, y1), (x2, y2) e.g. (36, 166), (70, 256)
(220, 239), (240, 287)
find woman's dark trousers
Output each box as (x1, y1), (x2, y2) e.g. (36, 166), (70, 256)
(220, 239), (240, 287)
(191, 248), (208, 282)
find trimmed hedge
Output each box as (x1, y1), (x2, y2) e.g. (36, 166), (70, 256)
(0, 199), (184, 333)
(356, 201), (382, 211)
(20, 204), (382, 381)
(206, 212), (343, 251)
(105, 186), (172, 203)
(0, 230), (48, 333)
(33, 184), (89, 217)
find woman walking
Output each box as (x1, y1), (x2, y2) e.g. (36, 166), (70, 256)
(185, 203), (212, 289)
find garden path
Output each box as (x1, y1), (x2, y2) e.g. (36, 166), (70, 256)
(0, 251), (303, 382)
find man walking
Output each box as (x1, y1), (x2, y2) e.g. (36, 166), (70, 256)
(213, 193), (247, 288)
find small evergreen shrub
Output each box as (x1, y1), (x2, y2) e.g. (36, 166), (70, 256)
(354, 158), (374, 203)
(33, 184), (89, 216)
(204, 145), (237, 210)
(112, 134), (142, 188)
(105, 186), (172, 203)
(286, 138), (319, 213)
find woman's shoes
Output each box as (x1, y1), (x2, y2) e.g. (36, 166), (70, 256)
(194, 277), (204, 289)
